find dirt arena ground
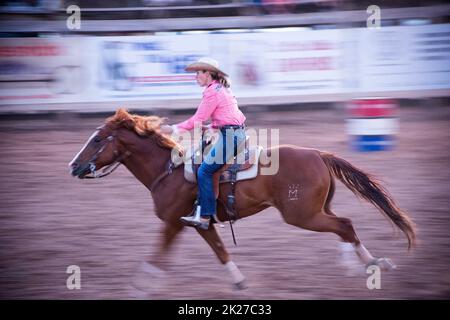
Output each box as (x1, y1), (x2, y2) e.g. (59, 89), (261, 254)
(0, 105), (449, 299)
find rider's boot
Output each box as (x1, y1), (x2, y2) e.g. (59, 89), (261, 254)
(180, 205), (210, 230)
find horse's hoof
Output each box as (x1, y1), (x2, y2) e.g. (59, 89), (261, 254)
(378, 258), (397, 271)
(127, 284), (151, 299)
(140, 261), (166, 277)
(233, 279), (247, 290)
(367, 258), (397, 271)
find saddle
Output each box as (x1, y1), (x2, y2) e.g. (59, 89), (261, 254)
(184, 136), (263, 221)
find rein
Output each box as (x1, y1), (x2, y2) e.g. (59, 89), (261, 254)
(85, 135), (131, 179)
(149, 160), (176, 192)
(85, 132), (181, 192)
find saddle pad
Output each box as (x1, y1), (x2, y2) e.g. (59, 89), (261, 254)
(184, 146), (263, 184)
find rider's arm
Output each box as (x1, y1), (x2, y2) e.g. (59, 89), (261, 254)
(173, 89), (217, 132)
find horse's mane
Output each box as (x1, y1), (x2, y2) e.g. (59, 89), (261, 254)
(106, 108), (184, 155)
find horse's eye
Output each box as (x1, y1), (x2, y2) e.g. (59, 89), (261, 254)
(94, 136), (102, 143)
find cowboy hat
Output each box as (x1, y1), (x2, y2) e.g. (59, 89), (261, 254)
(185, 57), (228, 77)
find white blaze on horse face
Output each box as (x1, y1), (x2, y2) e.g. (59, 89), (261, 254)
(69, 130), (99, 169)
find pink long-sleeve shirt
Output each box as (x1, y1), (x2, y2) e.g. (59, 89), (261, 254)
(174, 81), (246, 131)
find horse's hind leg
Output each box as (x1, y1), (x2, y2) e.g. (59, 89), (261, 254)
(321, 179), (395, 270)
(291, 211), (395, 270)
(196, 225), (246, 290)
(295, 211), (360, 244)
(304, 210), (370, 270)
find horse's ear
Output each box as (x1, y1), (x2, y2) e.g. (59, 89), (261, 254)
(115, 108), (129, 119)
(111, 108), (132, 124)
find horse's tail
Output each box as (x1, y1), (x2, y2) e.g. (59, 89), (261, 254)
(320, 151), (416, 250)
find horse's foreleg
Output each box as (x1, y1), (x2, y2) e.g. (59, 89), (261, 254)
(144, 222), (183, 272)
(196, 225), (246, 289)
(133, 222), (183, 296)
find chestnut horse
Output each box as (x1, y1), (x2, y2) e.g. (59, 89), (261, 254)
(69, 108), (416, 289)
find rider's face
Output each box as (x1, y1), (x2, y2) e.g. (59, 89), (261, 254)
(196, 70), (210, 87)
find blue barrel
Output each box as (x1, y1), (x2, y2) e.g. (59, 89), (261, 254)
(346, 98), (398, 152)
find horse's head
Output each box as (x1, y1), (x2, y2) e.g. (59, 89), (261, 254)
(69, 122), (125, 179)
(69, 108), (183, 179)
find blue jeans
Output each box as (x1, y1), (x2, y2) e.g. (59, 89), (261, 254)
(197, 127), (246, 216)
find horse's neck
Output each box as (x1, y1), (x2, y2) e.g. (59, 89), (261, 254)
(122, 144), (171, 191)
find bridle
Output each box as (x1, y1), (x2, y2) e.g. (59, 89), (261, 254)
(83, 129), (178, 190)
(85, 133), (131, 179)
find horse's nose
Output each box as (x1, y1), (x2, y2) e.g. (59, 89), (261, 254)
(70, 162), (79, 169)
(69, 162), (79, 174)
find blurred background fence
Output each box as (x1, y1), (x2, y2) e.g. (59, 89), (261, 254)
(1, 1), (450, 300)
(0, 1), (449, 113)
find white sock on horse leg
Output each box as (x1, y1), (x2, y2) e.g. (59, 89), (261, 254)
(339, 242), (355, 253)
(225, 261), (245, 284)
(134, 261), (167, 293)
(339, 242), (359, 265)
(338, 242), (366, 275)
(353, 243), (376, 264)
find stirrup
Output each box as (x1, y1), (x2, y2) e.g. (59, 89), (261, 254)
(188, 202), (219, 224)
(180, 215), (210, 230)
(180, 205), (210, 230)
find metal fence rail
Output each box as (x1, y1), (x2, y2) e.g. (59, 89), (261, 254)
(1, 5), (449, 33)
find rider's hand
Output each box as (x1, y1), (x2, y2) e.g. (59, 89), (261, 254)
(202, 124), (215, 143)
(201, 124), (212, 132)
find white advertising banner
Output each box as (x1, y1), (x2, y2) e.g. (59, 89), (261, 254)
(356, 23), (450, 92)
(223, 29), (342, 98)
(0, 34), (211, 105)
(0, 23), (449, 108)
(89, 34), (210, 101)
(0, 37), (86, 104)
